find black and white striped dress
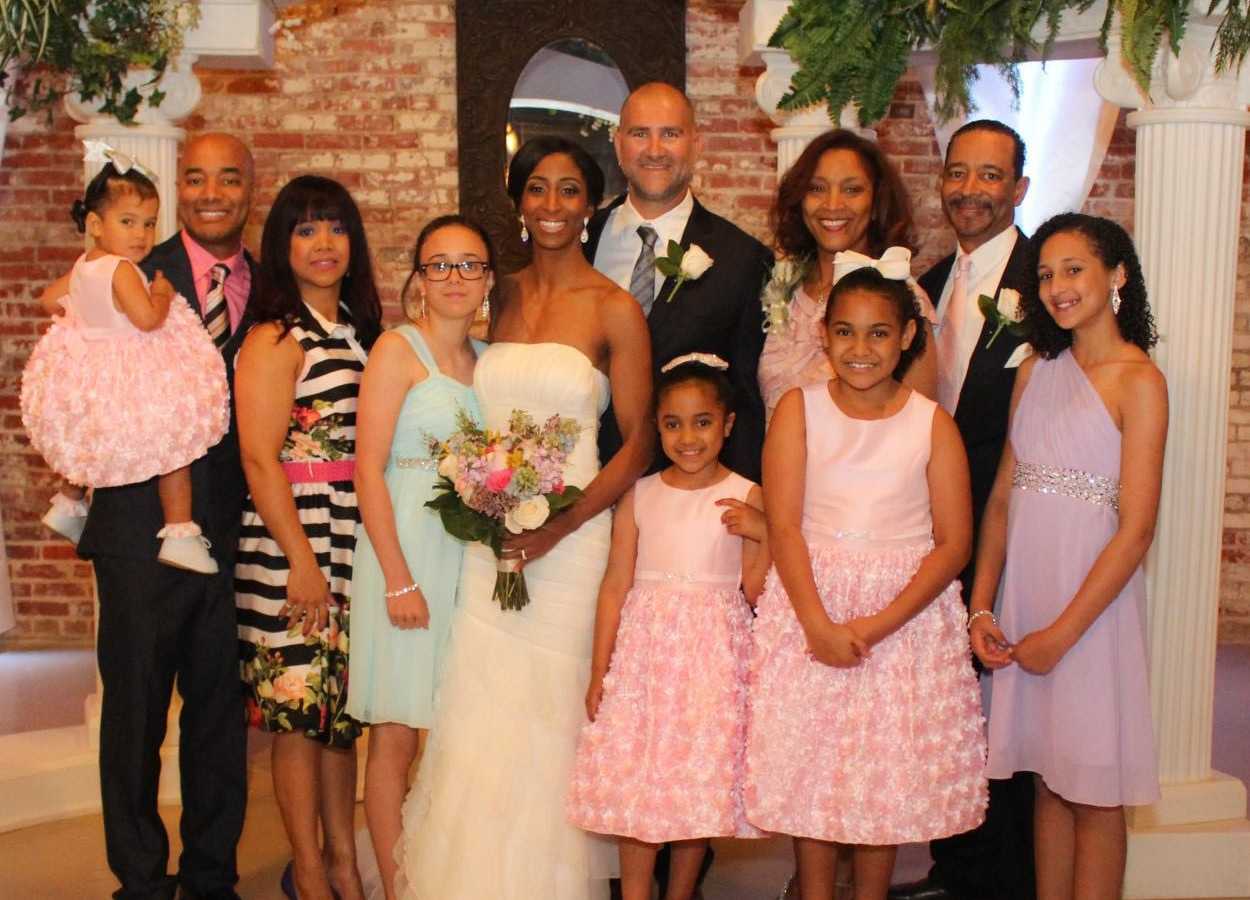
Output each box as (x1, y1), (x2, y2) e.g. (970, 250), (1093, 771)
(237, 306), (366, 749)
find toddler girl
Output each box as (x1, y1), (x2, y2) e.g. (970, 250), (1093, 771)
(567, 354), (769, 900)
(970, 213), (1165, 899)
(746, 263), (987, 899)
(21, 150), (229, 573)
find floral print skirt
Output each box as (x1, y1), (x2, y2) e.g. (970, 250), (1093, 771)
(236, 478), (362, 749)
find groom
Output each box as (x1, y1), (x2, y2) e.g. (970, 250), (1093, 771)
(586, 81), (771, 482)
(78, 132), (257, 900)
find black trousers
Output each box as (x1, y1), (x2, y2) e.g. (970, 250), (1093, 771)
(928, 772), (1036, 900)
(95, 556), (248, 900)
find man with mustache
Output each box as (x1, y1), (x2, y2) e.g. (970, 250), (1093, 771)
(890, 119), (1035, 900)
(78, 133), (257, 900)
(587, 81), (770, 482)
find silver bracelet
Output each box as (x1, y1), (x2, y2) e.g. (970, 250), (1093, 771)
(384, 582), (420, 599)
(967, 609), (997, 629)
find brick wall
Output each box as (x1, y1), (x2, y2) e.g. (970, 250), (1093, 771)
(0, 0), (1244, 645)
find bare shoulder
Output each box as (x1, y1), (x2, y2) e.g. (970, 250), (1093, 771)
(240, 321), (301, 363)
(1117, 351), (1167, 403)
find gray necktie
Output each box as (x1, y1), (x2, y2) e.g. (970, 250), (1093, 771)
(203, 263), (231, 349)
(628, 225), (659, 317)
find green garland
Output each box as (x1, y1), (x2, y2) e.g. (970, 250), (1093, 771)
(770, 1), (1250, 126)
(1, 0), (199, 123)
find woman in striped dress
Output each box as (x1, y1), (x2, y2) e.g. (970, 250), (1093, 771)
(235, 175), (382, 900)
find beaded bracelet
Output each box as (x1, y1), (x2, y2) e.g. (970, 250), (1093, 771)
(384, 582), (421, 599)
(967, 609), (997, 629)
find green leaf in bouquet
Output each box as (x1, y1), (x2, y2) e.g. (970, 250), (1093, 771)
(655, 257), (681, 278)
(545, 485), (585, 514)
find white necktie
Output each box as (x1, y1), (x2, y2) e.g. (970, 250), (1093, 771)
(936, 255), (972, 414)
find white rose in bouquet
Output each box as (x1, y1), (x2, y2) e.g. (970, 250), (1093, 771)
(438, 454), (459, 479)
(505, 495), (551, 534)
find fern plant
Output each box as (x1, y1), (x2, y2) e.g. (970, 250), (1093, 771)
(771, 0), (1250, 126)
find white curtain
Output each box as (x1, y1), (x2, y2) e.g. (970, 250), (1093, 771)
(916, 59), (1118, 234)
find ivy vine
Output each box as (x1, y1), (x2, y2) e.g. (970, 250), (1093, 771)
(770, 1), (1250, 126)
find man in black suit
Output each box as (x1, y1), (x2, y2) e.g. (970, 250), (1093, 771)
(586, 82), (771, 482)
(890, 120), (1036, 900)
(78, 133), (257, 900)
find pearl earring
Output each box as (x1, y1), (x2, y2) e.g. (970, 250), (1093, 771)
(519, 216), (529, 243)
(581, 218), (590, 244)
(1111, 284), (1122, 315)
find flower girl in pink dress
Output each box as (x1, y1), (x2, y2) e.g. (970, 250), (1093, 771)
(567, 354), (770, 900)
(20, 154), (229, 573)
(746, 265), (987, 899)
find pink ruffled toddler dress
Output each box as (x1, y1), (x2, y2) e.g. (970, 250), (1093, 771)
(20, 253), (229, 487)
(567, 470), (761, 843)
(745, 383), (987, 844)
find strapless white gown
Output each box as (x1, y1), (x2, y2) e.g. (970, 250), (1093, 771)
(396, 342), (618, 899)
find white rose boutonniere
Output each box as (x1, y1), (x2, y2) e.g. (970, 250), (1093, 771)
(656, 241), (714, 303)
(978, 288), (1025, 348)
(504, 494), (551, 535)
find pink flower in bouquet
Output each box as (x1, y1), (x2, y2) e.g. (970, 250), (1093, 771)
(485, 467), (514, 493)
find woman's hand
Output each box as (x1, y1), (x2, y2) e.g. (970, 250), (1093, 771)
(970, 615), (1014, 669)
(803, 617), (868, 668)
(387, 585), (431, 630)
(501, 514), (571, 568)
(585, 673), (605, 721)
(1011, 626), (1071, 675)
(716, 497), (766, 542)
(283, 559), (332, 636)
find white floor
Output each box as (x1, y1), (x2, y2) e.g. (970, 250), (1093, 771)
(0, 645), (1246, 898)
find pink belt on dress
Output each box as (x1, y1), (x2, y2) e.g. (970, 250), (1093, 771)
(281, 459), (356, 483)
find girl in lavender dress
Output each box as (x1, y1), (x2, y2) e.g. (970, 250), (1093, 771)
(568, 355), (769, 900)
(969, 213), (1165, 899)
(758, 129), (936, 421)
(747, 266), (986, 899)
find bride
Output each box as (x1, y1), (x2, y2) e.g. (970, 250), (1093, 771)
(394, 137), (653, 899)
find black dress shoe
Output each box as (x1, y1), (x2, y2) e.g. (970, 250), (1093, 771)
(175, 889), (242, 900)
(887, 878), (958, 900)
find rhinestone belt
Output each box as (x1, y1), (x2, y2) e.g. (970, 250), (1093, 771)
(1012, 460), (1119, 512)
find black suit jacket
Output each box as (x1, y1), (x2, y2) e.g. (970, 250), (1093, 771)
(78, 233), (258, 564)
(585, 195), (772, 482)
(918, 227), (1031, 601)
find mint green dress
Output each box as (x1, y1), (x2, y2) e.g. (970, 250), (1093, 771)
(346, 325), (484, 728)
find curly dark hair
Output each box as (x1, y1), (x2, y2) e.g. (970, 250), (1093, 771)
(823, 266), (927, 379)
(506, 136), (605, 210)
(399, 213), (497, 326)
(771, 129), (915, 261)
(70, 163), (159, 234)
(655, 358), (736, 414)
(1024, 212), (1157, 358)
(253, 174), (383, 349)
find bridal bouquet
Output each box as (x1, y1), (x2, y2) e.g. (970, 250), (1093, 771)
(425, 408), (585, 610)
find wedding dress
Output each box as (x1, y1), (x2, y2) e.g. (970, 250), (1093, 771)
(395, 341), (617, 899)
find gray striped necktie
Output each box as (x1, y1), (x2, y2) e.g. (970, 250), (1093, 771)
(203, 262), (231, 349)
(628, 225), (659, 317)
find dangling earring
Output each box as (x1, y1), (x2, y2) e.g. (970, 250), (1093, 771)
(519, 216), (529, 243)
(480, 296), (490, 322)
(581, 218), (590, 244)
(420, 293), (428, 320)
(1111, 284), (1122, 315)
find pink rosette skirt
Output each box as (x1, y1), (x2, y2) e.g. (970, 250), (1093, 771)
(745, 541), (987, 845)
(567, 581), (762, 844)
(20, 301), (229, 487)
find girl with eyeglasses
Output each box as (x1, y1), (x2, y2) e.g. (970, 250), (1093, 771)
(346, 214), (494, 900)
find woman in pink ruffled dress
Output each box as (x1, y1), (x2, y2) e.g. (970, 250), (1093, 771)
(758, 129), (935, 421)
(747, 266), (986, 899)
(20, 157), (228, 573)
(568, 355), (770, 900)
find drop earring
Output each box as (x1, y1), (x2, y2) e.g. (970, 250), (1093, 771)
(1111, 284), (1122, 315)
(519, 216), (529, 243)
(581, 218), (590, 244)
(420, 293), (428, 320)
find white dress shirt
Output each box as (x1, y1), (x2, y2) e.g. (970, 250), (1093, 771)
(593, 190), (695, 302)
(934, 226), (1018, 405)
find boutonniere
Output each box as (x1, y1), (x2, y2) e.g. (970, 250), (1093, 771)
(760, 255), (811, 332)
(978, 288), (1025, 348)
(656, 241), (714, 303)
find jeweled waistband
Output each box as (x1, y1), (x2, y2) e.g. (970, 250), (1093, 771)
(1012, 460), (1119, 512)
(393, 456), (437, 470)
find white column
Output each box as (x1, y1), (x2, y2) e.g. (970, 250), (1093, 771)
(1095, 16), (1250, 899)
(62, 56), (202, 753)
(63, 54), (202, 242)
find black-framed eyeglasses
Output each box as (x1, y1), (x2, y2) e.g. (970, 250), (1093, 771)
(418, 260), (491, 281)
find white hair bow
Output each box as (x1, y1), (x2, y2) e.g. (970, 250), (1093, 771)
(832, 246), (912, 285)
(82, 140), (158, 183)
(660, 352), (729, 373)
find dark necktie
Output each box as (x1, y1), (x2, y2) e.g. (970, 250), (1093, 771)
(203, 263), (231, 349)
